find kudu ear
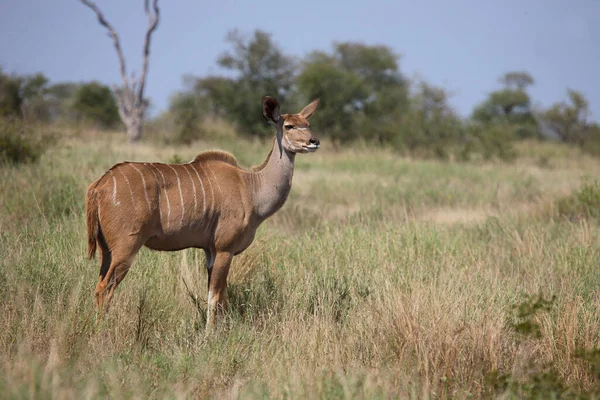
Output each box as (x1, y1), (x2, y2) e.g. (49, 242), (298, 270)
(262, 96), (281, 125)
(263, 96), (284, 157)
(298, 98), (320, 120)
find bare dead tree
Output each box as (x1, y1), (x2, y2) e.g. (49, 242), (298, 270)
(80, 0), (160, 143)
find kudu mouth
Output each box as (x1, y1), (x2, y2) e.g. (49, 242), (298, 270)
(303, 136), (320, 152)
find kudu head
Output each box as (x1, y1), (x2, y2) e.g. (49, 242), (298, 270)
(262, 96), (321, 154)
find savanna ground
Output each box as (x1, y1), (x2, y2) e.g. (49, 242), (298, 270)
(1, 128), (600, 399)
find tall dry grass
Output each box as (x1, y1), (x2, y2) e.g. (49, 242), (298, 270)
(1, 132), (600, 399)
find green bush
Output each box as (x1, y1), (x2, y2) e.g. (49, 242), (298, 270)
(168, 93), (204, 145)
(579, 126), (600, 157)
(0, 118), (53, 165)
(72, 82), (120, 128)
(456, 122), (517, 162)
(488, 294), (600, 399)
(557, 181), (600, 221)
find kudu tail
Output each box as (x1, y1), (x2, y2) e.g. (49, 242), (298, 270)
(86, 185), (100, 260)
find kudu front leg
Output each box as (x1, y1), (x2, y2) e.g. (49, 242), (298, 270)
(206, 251), (233, 329)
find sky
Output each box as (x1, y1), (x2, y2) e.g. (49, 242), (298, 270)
(1, 0), (599, 120)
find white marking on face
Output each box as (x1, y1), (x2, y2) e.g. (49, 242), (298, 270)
(131, 164), (152, 212)
(144, 163), (163, 222)
(118, 167), (135, 206)
(148, 163), (171, 230)
(108, 170), (120, 206)
(189, 164), (207, 223)
(167, 165), (185, 229)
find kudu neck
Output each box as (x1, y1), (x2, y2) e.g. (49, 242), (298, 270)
(250, 135), (296, 220)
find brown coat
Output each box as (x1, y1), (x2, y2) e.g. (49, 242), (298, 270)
(86, 96), (320, 327)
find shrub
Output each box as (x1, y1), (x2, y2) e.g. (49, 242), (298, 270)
(580, 126), (600, 157)
(557, 181), (600, 221)
(457, 122), (516, 162)
(72, 82), (120, 128)
(0, 118), (54, 165)
(488, 294), (600, 399)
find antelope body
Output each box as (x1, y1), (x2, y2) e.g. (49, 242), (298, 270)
(86, 96), (320, 327)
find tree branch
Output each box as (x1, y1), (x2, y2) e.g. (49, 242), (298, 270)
(111, 84), (128, 121)
(137, 0), (160, 106)
(80, 0), (159, 142)
(80, 0), (130, 91)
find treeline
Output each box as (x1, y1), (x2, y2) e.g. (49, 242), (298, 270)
(165, 30), (600, 160)
(2, 29), (600, 162)
(0, 67), (120, 128)
(0, 68), (122, 164)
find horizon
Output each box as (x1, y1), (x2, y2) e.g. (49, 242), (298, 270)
(1, 0), (599, 121)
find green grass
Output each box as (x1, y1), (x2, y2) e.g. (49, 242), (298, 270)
(557, 180), (600, 221)
(1, 131), (600, 398)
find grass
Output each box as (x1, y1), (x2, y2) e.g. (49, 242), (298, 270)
(1, 130), (600, 398)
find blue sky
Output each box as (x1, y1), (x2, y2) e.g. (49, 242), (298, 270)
(1, 0), (599, 120)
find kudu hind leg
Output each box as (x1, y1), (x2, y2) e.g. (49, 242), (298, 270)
(206, 251), (233, 328)
(204, 248), (215, 288)
(94, 245), (112, 309)
(95, 238), (142, 312)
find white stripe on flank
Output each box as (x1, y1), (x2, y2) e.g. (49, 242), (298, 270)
(183, 165), (198, 217)
(206, 167), (222, 196)
(188, 164), (206, 223)
(131, 164), (152, 212)
(144, 163), (163, 222)
(118, 167), (135, 205)
(148, 163), (171, 230)
(196, 163), (214, 213)
(108, 170), (120, 206)
(167, 165), (185, 229)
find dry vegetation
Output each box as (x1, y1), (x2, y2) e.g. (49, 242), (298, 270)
(1, 130), (600, 399)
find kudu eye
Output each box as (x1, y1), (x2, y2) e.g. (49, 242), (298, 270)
(284, 124), (294, 130)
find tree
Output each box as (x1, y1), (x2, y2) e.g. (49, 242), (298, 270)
(168, 92), (203, 144)
(0, 69), (52, 122)
(296, 42), (408, 143)
(472, 71), (537, 139)
(499, 71), (534, 90)
(539, 89), (600, 156)
(178, 30), (295, 137)
(397, 82), (463, 158)
(297, 56), (367, 142)
(72, 82), (121, 128)
(214, 29), (297, 136)
(543, 89), (593, 146)
(0, 69), (24, 118)
(80, 0), (160, 143)
(45, 82), (79, 122)
(192, 76), (236, 119)
(20, 73), (51, 121)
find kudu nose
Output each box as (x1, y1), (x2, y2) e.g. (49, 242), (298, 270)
(309, 137), (320, 146)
